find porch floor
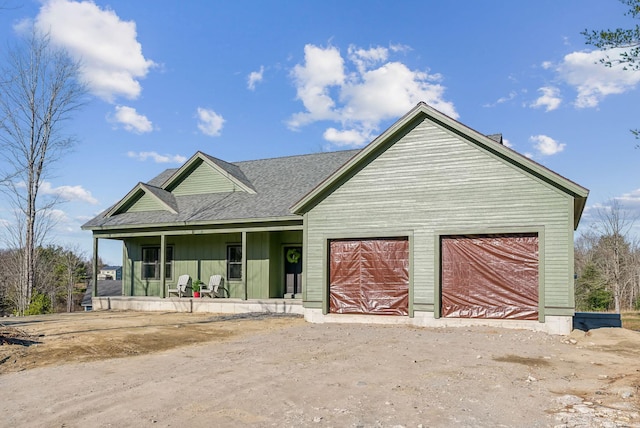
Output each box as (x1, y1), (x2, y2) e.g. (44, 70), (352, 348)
(91, 296), (304, 315)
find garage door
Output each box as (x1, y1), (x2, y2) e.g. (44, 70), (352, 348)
(441, 234), (538, 320)
(329, 238), (409, 315)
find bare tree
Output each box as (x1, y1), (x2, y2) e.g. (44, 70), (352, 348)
(0, 248), (21, 314)
(58, 244), (87, 312)
(0, 31), (86, 315)
(592, 199), (636, 313)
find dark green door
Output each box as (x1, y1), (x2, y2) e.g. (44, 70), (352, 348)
(284, 246), (302, 297)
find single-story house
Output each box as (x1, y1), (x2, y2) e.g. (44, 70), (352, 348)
(82, 102), (588, 334)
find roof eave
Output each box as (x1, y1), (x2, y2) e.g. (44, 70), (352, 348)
(104, 183), (145, 218)
(574, 195), (589, 230)
(82, 214), (303, 232)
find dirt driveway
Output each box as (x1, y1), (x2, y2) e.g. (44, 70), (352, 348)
(0, 311), (639, 428)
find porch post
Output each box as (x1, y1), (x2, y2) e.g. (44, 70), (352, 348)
(92, 237), (99, 297)
(242, 231), (247, 300)
(160, 234), (166, 298)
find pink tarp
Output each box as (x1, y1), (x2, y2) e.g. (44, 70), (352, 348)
(330, 238), (409, 315)
(441, 234), (539, 320)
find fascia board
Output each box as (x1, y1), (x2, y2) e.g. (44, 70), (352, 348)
(103, 183), (146, 218)
(103, 183), (178, 218)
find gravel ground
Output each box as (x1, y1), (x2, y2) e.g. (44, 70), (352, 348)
(0, 311), (638, 427)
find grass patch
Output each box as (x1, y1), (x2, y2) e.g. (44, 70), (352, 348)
(621, 311), (640, 331)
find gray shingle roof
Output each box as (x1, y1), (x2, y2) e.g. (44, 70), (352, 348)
(81, 280), (122, 307)
(148, 169), (177, 187)
(142, 184), (178, 213)
(83, 150), (359, 229)
(486, 133), (503, 144)
(202, 153), (256, 192)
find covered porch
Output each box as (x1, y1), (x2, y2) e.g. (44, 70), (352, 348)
(90, 221), (304, 302)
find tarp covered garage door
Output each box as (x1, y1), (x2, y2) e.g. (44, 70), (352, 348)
(330, 238), (409, 315)
(441, 234), (539, 320)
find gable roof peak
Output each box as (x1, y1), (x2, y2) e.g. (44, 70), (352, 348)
(103, 181), (178, 217)
(161, 151), (257, 194)
(291, 101), (588, 229)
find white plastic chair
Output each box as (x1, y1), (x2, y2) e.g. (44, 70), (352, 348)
(200, 274), (227, 298)
(168, 274), (191, 297)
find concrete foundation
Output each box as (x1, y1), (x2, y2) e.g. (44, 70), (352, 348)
(92, 297), (571, 335)
(303, 309), (573, 335)
(92, 296), (304, 315)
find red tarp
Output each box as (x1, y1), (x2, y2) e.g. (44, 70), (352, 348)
(330, 238), (409, 315)
(441, 234), (539, 320)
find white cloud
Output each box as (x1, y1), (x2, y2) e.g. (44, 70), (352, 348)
(615, 188), (640, 209)
(127, 151), (187, 164)
(289, 43), (457, 148)
(389, 43), (411, 54)
(557, 48), (640, 108)
(40, 181), (98, 204)
(323, 128), (372, 147)
(484, 91), (517, 107)
(348, 45), (389, 73)
(529, 134), (566, 156)
(196, 108), (225, 137)
(289, 44), (345, 128)
(247, 66), (264, 90)
(502, 138), (513, 148)
(34, 0), (155, 102)
(110, 105), (153, 133)
(530, 86), (562, 112)
(541, 61), (553, 70)
(47, 208), (69, 223)
(579, 192), (640, 235)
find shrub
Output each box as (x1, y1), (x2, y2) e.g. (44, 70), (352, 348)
(24, 292), (52, 315)
(586, 288), (613, 312)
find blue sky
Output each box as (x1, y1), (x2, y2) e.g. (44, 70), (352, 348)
(0, 0), (638, 265)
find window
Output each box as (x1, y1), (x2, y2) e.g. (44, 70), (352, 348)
(227, 245), (242, 280)
(142, 246), (173, 280)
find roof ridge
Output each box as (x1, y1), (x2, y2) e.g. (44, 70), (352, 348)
(229, 148), (361, 165)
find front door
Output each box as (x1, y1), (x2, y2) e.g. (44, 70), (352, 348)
(284, 246), (303, 298)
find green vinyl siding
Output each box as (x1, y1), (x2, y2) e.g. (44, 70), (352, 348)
(169, 159), (241, 196)
(125, 192), (165, 213)
(125, 233), (238, 297)
(121, 230), (302, 299)
(304, 117), (575, 314)
(247, 232), (270, 299)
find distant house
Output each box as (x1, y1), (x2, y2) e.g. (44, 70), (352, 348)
(81, 280), (122, 311)
(82, 102), (588, 334)
(98, 266), (122, 281)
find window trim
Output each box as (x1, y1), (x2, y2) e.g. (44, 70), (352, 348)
(227, 244), (242, 281)
(141, 245), (173, 281)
